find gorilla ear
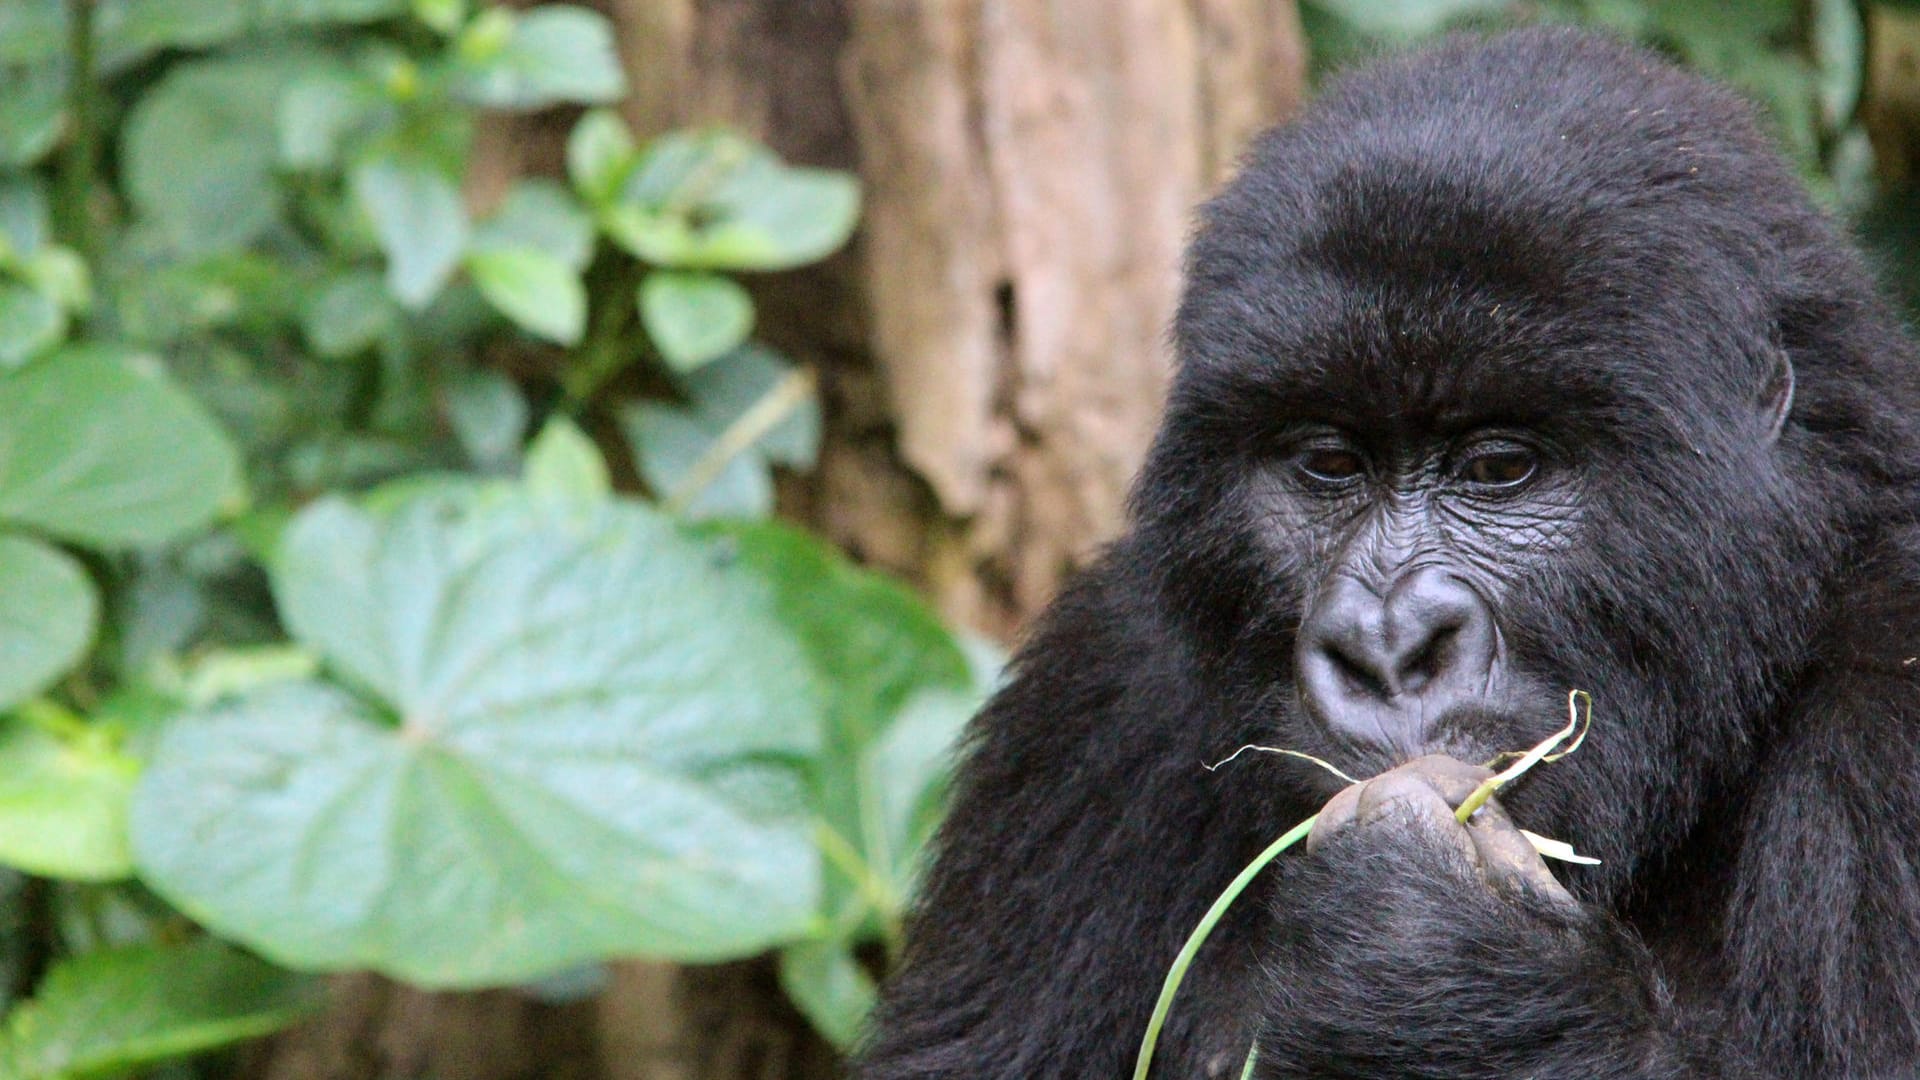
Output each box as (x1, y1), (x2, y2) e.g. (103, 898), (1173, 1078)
(1761, 346), (1795, 444)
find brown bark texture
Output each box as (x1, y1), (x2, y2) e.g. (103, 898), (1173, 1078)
(242, 2), (1305, 1077)
(1866, 3), (1920, 187)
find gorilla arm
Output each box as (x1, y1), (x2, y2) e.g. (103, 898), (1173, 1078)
(855, 567), (1295, 1079)
(1723, 537), (1920, 1077)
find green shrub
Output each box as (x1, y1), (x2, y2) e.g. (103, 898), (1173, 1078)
(0, 1), (984, 1071)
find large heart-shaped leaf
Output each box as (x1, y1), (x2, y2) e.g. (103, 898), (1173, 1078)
(0, 347), (241, 548)
(133, 489), (827, 985)
(0, 939), (322, 1080)
(0, 535), (95, 713)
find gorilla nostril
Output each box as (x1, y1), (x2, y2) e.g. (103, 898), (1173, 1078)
(1326, 643), (1390, 700)
(1397, 621), (1462, 691)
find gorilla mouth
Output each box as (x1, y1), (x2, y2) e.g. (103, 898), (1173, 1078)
(1299, 691), (1545, 781)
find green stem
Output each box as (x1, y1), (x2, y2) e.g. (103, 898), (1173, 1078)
(662, 366), (815, 514)
(1131, 813), (1318, 1080)
(1238, 1043), (1261, 1080)
(813, 819), (904, 958)
(57, 0), (100, 267)
(560, 255), (644, 411)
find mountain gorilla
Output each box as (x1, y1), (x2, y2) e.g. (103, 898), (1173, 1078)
(856, 26), (1920, 1080)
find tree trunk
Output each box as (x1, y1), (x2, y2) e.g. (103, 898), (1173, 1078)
(242, 3), (1305, 1076)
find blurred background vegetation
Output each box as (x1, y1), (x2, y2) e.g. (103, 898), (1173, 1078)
(0, 1), (1915, 1078)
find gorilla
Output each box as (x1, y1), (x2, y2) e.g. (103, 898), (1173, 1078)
(855, 27), (1920, 1080)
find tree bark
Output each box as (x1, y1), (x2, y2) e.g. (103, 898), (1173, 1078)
(243, 3), (1305, 1076)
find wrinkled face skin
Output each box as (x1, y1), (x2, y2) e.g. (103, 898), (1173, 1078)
(1248, 406), (1577, 760)
(1133, 150), (1834, 899)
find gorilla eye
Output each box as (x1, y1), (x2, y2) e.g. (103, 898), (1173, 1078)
(1460, 445), (1538, 490)
(1296, 446), (1368, 486)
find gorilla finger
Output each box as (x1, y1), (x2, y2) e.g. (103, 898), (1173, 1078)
(1307, 782), (1363, 852)
(1464, 798), (1576, 906)
(1391, 755), (1494, 808)
(1355, 773), (1478, 863)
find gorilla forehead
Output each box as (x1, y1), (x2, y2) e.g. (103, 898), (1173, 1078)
(1174, 28), (1801, 439)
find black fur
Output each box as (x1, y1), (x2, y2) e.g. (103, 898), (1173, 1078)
(857, 28), (1920, 1079)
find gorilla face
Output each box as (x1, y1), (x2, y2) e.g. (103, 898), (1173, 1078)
(1133, 74), (1838, 884)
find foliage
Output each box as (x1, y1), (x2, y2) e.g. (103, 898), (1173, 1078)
(0, 941), (323, 1080)
(0, 0), (1906, 1073)
(0, 0), (970, 1069)
(1302, 0), (1873, 208)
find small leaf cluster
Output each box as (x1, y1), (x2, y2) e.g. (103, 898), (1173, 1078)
(0, 0), (945, 1072)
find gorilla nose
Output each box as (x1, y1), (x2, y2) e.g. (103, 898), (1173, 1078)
(1298, 569), (1496, 743)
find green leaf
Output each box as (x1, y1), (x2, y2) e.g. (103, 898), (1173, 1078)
(1305, 0), (1507, 39)
(0, 176), (49, 256)
(863, 689), (977, 877)
(0, 346), (243, 548)
(618, 347), (818, 518)
(566, 109), (636, 206)
(444, 368), (527, 471)
(19, 248), (89, 313)
(706, 522), (977, 951)
(413, 0), (467, 35)
(180, 645), (321, 707)
(301, 269), (399, 359)
(0, 61), (64, 169)
(451, 6), (625, 109)
(465, 247), (585, 345)
(133, 490), (827, 985)
(0, 709), (134, 880)
(278, 67), (383, 171)
(684, 345), (819, 467)
(0, 939), (322, 1080)
(474, 180), (595, 272)
(0, 536), (95, 713)
(638, 271), (754, 373)
(706, 521), (973, 758)
(255, 0), (409, 24)
(121, 56), (294, 255)
(98, 0), (245, 62)
(602, 133), (861, 272)
(700, 162), (862, 272)
(1813, 0), (1865, 129)
(0, 284), (62, 369)
(0, 5), (61, 66)
(351, 156), (470, 310)
(522, 417), (609, 504)
(778, 941), (877, 1049)
(620, 402), (772, 519)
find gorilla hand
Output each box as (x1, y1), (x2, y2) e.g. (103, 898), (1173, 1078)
(1256, 756), (1690, 1079)
(1306, 755), (1575, 909)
